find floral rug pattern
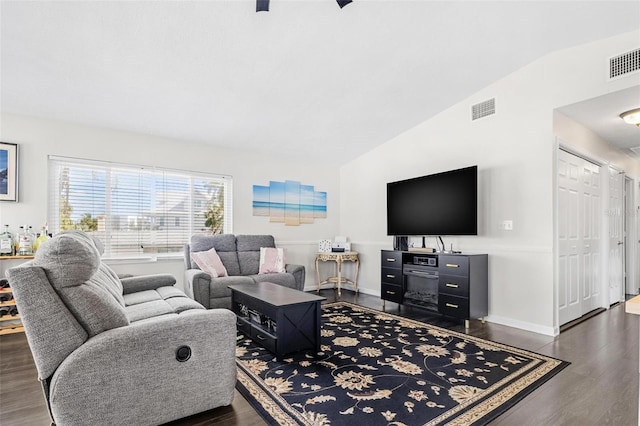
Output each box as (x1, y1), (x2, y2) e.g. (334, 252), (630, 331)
(235, 302), (569, 426)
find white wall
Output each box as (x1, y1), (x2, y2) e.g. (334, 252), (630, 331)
(554, 111), (640, 176)
(339, 30), (640, 335)
(0, 113), (341, 289)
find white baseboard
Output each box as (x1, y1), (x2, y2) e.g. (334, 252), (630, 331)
(354, 287), (381, 298)
(486, 314), (559, 336)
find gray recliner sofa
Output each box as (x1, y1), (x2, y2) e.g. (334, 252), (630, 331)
(7, 231), (237, 426)
(183, 234), (305, 309)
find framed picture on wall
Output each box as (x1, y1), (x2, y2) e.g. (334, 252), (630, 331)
(0, 142), (18, 202)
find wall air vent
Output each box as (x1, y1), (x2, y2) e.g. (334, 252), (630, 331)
(609, 48), (639, 79)
(471, 98), (495, 121)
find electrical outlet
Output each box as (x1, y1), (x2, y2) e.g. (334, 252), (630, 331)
(500, 220), (513, 231)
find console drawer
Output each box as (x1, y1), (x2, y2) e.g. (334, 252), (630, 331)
(251, 326), (277, 354)
(381, 283), (403, 303)
(381, 267), (402, 285)
(438, 294), (469, 319)
(381, 251), (402, 268)
(438, 274), (469, 297)
(439, 255), (469, 275)
(236, 317), (251, 336)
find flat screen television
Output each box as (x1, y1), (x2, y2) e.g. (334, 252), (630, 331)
(386, 165), (477, 236)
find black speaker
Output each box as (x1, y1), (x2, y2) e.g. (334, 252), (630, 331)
(393, 236), (408, 251)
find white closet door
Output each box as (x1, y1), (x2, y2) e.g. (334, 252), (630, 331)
(557, 149), (602, 325)
(608, 167), (624, 305)
(581, 161), (601, 313)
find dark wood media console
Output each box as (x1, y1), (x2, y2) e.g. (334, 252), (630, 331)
(381, 250), (488, 328)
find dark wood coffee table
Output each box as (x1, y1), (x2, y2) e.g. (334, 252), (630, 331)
(229, 282), (326, 358)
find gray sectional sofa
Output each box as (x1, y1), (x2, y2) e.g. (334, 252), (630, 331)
(183, 234), (306, 309)
(7, 231), (237, 426)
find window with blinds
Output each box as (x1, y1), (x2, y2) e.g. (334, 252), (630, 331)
(48, 156), (233, 259)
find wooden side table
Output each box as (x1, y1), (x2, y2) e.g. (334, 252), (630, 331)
(315, 251), (359, 296)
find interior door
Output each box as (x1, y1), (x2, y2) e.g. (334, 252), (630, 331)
(608, 167), (624, 305)
(557, 149), (602, 325)
(581, 160), (601, 313)
(625, 177), (638, 295)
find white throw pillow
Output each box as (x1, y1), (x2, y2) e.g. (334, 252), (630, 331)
(259, 247), (286, 274)
(191, 247), (228, 278)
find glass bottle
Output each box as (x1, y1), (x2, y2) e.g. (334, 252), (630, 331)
(28, 226), (36, 252)
(33, 224), (50, 252)
(0, 225), (13, 256)
(17, 225), (33, 256)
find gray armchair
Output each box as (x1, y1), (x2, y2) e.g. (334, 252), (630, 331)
(183, 234), (306, 309)
(7, 231), (237, 426)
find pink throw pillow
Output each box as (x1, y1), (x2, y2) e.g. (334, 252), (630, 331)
(191, 247), (228, 278)
(259, 247), (286, 274)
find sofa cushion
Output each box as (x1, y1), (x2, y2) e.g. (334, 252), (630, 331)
(259, 247), (286, 274)
(123, 290), (162, 306)
(35, 231), (100, 288)
(237, 235), (275, 275)
(34, 231), (129, 337)
(237, 235), (275, 251)
(125, 300), (175, 322)
(190, 234), (241, 276)
(191, 247), (228, 277)
(93, 263), (126, 307)
(156, 286), (189, 299)
(165, 296), (204, 313)
(208, 275), (253, 298)
(125, 286), (205, 322)
(237, 251), (260, 275)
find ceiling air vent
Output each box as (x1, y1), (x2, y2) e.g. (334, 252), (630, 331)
(609, 48), (639, 79)
(472, 98), (495, 121)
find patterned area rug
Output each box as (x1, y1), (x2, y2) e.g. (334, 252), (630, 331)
(235, 302), (569, 426)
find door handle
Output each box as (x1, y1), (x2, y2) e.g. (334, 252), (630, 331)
(617, 241), (623, 245)
(446, 263), (459, 268)
(446, 303), (459, 308)
(386, 291), (396, 295)
(386, 274), (395, 278)
(445, 283), (459, 288)
(386, 258), (396, 262)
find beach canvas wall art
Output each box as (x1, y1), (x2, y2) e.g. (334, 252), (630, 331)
(252, 180), (326, 226)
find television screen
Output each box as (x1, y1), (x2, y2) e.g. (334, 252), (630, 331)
(386, 166), (477, 236)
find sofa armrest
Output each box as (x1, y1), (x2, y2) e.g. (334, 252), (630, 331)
(49, 309), (237, 426)
(184, 269), (212, 308)
(120, 273), (177, 294)
(285, 264), (306, 291)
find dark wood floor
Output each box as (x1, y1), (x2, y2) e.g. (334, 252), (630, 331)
(1, 290), (638, 425)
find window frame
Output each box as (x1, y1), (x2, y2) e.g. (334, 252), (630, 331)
(48, 155), (233, 260)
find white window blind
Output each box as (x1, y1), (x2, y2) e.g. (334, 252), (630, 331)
(48, 156), (232, 259)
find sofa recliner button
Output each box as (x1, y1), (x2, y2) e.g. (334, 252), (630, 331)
(176, 346), (191, 362)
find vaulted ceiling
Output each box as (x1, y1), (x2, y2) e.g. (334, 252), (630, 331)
(1, 1), (638, 163)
